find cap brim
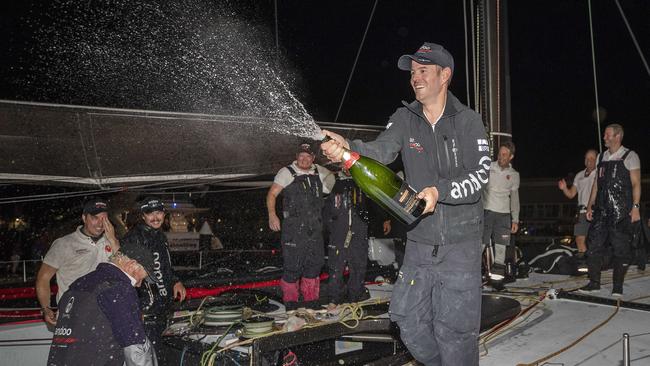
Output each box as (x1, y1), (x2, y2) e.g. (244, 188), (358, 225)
(85, 209), (108, 215)
(399, 55), (436, 70)
(142, 206), (164, 214)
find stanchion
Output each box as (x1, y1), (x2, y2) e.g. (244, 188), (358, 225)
(622, 333), (630, 366)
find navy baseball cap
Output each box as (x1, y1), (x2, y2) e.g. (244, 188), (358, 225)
(297, 143), (315, 156)
(397, 42), (454, 74)
(82, 199), (109, 215)
(139, 197), (165, 214)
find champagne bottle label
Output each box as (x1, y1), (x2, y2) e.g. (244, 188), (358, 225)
(343, 151), (360, 170)
(395, 181), (422, 215)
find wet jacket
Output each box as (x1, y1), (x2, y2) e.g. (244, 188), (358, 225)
(48, 263), (147, 366)
(349, 91), (490, 246)
(121, 224), (179, 316)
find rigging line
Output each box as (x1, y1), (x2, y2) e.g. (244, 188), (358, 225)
(463, 0), (471, 108)
(470, 0), (478, 112)
(334, 0), (378, 123)
(588, 0), (603, 153)
(87, 114), (105, 187)
(613, 0), (650, 78)
(496, 0), (501, 144)
(76, 112), (96, 183)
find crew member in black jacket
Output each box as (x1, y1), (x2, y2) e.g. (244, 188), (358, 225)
(322, 42), (489, 366)
(120, 197), (186, 364)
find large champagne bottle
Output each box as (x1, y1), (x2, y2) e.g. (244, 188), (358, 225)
(322, 137), (425, 224)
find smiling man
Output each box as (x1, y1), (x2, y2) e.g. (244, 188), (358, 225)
(119, 197), (186, 364)
(266, 143), (335, 308)
(37, 198), (120, 326)
(321, 42), (489, 366)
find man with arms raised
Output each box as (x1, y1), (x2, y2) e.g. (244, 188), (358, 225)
(322, 42), (489, 366)
(37, 198), (119, 325)
(558, 149), (598, 258)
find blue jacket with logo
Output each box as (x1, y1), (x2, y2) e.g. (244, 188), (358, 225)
(349, 91), (490, 246)
(47, 263), (146, 366)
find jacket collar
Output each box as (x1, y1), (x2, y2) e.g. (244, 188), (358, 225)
(401, 91), (465, 125)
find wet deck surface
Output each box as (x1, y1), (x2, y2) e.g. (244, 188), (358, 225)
(480, 269), (650, 366)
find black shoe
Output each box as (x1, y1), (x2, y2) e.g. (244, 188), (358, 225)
(578, 281), (601, 293)
(638, 262), (646, 271)
(612, 284), (623, 297)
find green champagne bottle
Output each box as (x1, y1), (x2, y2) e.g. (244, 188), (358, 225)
(322, 136), (425, 224)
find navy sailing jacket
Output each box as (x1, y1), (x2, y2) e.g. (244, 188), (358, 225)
(349, 91), (490, 246)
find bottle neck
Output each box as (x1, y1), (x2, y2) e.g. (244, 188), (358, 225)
(342, 151), (360, 170)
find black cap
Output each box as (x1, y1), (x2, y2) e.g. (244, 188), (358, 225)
(397, 42), (454, 74)
(297, 143), (314, 156)
(119, 243), (156, 280)
(82, 199), (109, 215)
(139, 197), (165, 214)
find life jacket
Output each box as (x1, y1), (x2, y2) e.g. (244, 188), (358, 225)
(282, 166), (324, 219)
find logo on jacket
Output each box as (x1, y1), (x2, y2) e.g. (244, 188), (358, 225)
(408, 138), (424, 153)
(477, 139), (489, 152)
(64, 296), (75, 314)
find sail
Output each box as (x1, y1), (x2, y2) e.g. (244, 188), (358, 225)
(0, 100), (382, 187)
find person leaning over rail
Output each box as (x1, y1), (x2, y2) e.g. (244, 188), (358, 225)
(47, 245), (158, 366)
(321, 41), (489, 366)
(119, 197), (186, 364)
(581, 123), (642, 296)
(36, 198), (119, 326)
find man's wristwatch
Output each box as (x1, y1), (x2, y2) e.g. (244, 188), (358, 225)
(632, 203), (640, 209)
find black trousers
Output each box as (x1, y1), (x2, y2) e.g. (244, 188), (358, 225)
(327, 217), (368, 304)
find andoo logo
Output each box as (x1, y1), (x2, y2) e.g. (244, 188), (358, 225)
(450, 156), (491, 199)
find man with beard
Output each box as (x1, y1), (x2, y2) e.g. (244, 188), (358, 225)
(321, 42), (489, 366)
(120, 197), (186, 363)
(37, 198), (120, 325)
(581, 124), (641, 296)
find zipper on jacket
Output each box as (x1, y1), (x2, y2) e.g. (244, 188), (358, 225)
(443, 136), (452, 177)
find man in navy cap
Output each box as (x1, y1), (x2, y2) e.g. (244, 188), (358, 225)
(322, 42), (488, 365)
(120, 197), (186, 363)
(37, 198), (120, 326)
(47, 245), (158, 366)
(267, 143), (335, 308)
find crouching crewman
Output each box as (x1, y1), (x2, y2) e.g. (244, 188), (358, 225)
(47, 244), (159, 366)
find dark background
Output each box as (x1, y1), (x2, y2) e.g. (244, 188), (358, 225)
(1, 0), (648, 180)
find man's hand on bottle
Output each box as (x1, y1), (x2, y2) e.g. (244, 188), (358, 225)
(418, 187), (439, 214)
(269, 214), (281, 232)
(320, 129), (349, 162)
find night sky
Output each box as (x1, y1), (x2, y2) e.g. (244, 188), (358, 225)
(1, 0), (648, 179)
